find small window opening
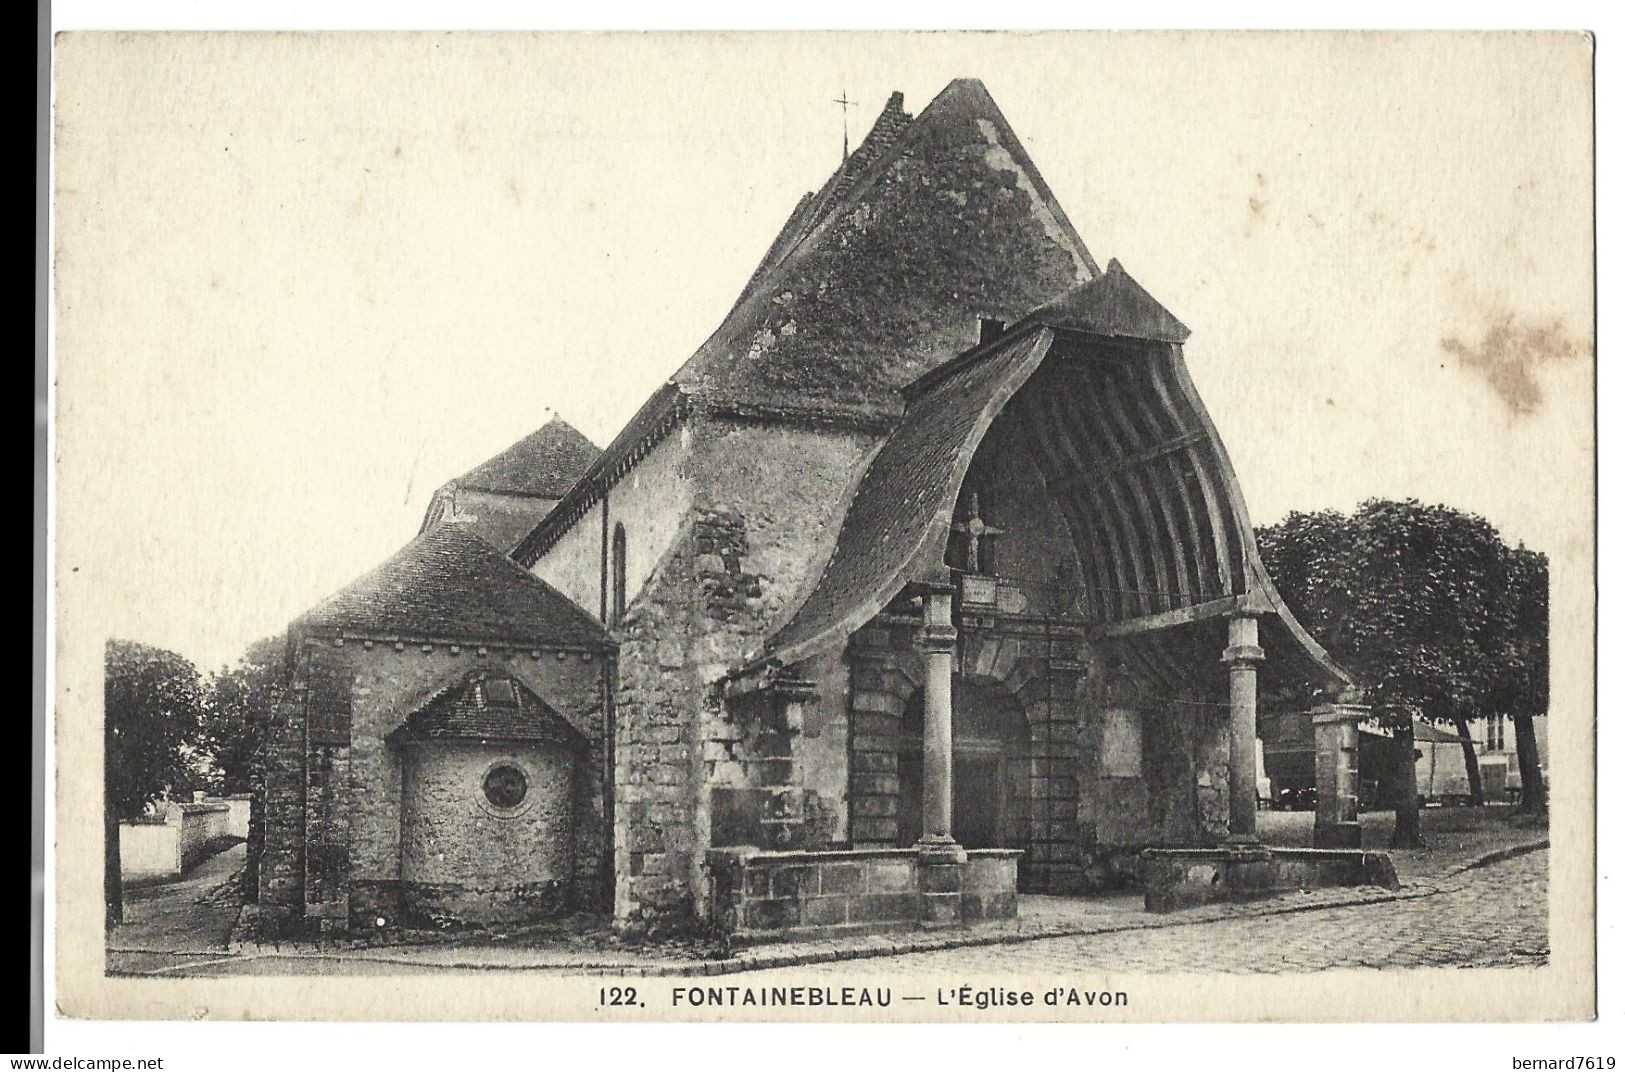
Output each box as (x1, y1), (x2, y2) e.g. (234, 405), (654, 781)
(482, 764), (528, 809)
(611, 523), (628, 625)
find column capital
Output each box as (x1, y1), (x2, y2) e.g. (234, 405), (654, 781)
(1311, 702), (1370, 725)
(916, 583), (957, 654)
(1221, 643), (1264, 667)
(1222, 613), (1263, 666)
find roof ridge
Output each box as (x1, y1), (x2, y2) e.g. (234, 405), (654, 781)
(735, 92), (913, 303)
(447, 413), (602, 498)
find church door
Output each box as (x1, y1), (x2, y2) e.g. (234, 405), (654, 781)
(896, 678), (1030, 851)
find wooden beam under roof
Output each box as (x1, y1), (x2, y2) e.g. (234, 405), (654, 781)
(1097, 593), (1267, 638)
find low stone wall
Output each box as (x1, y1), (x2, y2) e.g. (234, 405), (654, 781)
(221, 794), (253, 840)
(705, 846), (1020, 944)
(173, 802), (233, 871)
(1141, 844), (1399, 913)
(119, 801), (235, 883)
(119, 817), (181, 882)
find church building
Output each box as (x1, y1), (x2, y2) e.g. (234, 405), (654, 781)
(256, 78), (1370, 941)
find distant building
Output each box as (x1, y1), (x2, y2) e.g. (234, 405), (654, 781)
(1262, 711), (1550, 809)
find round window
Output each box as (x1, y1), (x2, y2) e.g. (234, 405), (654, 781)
(482, 763), (528, 810)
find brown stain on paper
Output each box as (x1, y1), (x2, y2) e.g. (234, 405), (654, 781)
(1440, 312), (1591, 416)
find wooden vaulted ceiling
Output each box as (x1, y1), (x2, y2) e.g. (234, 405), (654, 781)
(1004, 332), (1348, 693)
(753, 263), (1350, 695)
(1011, 338), (1243, 623)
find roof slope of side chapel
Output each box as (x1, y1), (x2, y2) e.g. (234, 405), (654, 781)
(446, 416), (602, 499)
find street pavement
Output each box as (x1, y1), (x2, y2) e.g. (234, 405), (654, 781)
(776, 848), (1549, 977)
(105, 842), (246, 976)
(105, 809), (1549, 977)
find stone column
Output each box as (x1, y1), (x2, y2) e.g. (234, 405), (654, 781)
(915, 584), (964, 926)
(1221, 615), (1264, 842)
(918, 587), (958, 847)
(1311, 703), (1367, 848)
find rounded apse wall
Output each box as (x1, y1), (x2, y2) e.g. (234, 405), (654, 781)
(398, 740), (579, 925)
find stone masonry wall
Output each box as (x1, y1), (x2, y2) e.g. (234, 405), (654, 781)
(255, 635), (608, 935)
(705, 846), (1020, 944)
(399, 740), (584, 925)
(534, 425), (694, 620)
(612, 528), (701, 937)
(612, 416), (879, 936)
(1075, 656), (1232, 889)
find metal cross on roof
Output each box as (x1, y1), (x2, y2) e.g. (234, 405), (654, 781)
(833, 90), (858, 161)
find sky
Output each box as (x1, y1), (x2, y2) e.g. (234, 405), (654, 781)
(52, 32), (1594, 673)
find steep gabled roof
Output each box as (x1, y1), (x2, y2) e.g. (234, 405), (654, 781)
(753, 269), (1351, 692)
(449, 416), (601, 499)
(431, 493), (557, 557)
(516, 77), (1106, 565)
(671, 77), (1099, 421)
(299, 523), (609, 649)
(763, 326), (1056, 663)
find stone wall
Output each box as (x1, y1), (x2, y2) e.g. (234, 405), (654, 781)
(399, 740), (585, 925)
(172, 802), (232, 871)
(610, 415), (879, 936)
(1142, 845), (1399, 912)
(842, 616), (1088, 893)
(705, 846), (1020, 944)
(534, 425), (695, 621)
(120, 802), (234, 884)
(118, 817), (180, 883)
(611, 529), (702, 937)
(254, 634), (608, 935)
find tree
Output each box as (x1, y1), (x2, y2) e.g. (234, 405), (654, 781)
(104, 640), (205, 927)
(200, 634), (286, 796)
(1257, 499), (1542, 848)
(1488, 547), (1549, 814)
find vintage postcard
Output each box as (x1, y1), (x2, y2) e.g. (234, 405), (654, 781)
(50, 30), (1595, 1023)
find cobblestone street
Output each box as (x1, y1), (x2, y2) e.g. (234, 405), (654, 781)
(107, 809), (1549, 977)
(773, 848), (1549, 977)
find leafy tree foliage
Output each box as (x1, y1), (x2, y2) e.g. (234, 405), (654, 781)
(105, 640), (206, 821)
(1257, 499), (1550, 842)
(200, 634), (287, 795)
(104, 639), (205, 925)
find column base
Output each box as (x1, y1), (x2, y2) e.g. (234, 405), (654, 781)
(1313, 821), (1363, 849)
(915, 836), (968, 865)
(916, 838), (966, 927)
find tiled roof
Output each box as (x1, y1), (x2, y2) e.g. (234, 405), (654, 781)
(1412, 721), (1470, 745)
(450, 417), (601, 498)
(298, 523), (610, 648)
(516, 78), (1104, 566)
(444, 494), (555, 556)
(670, 78), (1099, 420)
(1017, 260), (1190, 344)
(392, 671), (589, 748)
(762, 327), (1057, 664)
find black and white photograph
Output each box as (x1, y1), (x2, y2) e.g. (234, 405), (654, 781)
(47, 28), (1594, 1031)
